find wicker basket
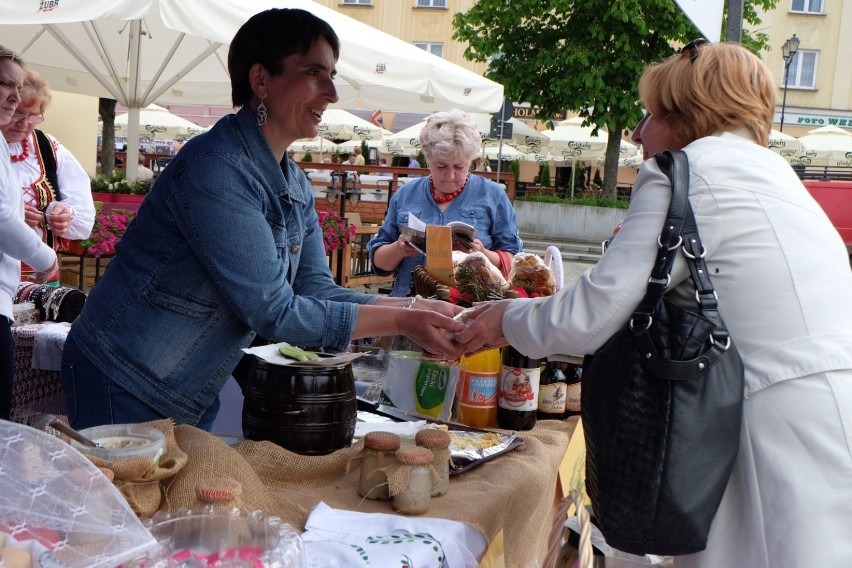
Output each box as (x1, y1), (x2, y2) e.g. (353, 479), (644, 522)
(412, 265), (439, 298)
(544, 490), (597, 568)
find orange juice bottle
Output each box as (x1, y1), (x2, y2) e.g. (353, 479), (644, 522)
(457, 348), (502, 428)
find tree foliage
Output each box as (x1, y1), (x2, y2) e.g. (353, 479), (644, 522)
(453, 0), (778, 198)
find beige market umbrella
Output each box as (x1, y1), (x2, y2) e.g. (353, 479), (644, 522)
(288, 136), (339, 157)
(791, 125), (852, 167)
(318, 109), (387, 141)
(768, 129), (804, 161)
(113, 104), (203, 140)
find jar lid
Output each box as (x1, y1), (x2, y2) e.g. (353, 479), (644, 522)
(415, 428), (451, 449)
(364, 431), (401, 451)
(396, 445), (434, 466)
(195, 478), (243, 503)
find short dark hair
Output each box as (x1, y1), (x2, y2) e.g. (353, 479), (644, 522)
(228, 8), (340, 107)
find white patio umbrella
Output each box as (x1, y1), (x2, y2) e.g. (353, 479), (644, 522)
(767, 129), (804, 161)
(318, 109), (386, 141)
(383, 115), (546, 157)
(540, 117), (637, 196)
(0, 0), (503, 180)
(480, 144), (531, 161)
(112, 103), (203, 140)
(792, 125), (852, 167)
(287, 136), (338, 156)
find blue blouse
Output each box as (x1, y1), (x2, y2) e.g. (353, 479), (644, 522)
(367, 174), (522, 296)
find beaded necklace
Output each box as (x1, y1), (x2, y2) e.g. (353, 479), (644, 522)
(429, 174), (468, 204)
(10, 138), (29, 163)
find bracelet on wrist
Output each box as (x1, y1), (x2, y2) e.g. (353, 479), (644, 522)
(405, 294), (421, 309)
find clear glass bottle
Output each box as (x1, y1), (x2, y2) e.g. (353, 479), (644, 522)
(358, 431), (401, 500)
(392, 446), (434, 515)
(415, 428), (451, 497)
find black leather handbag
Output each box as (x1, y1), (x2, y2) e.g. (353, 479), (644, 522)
(581, 150), (744, 556)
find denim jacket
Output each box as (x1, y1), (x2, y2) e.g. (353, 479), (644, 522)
(367, 174), (522, 296)
(69, 107), (377, 424)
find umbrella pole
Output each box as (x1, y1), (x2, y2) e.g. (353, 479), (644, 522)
(570, 159), (576, 199)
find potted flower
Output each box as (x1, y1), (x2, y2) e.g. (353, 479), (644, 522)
(77, 209), (136, 257)
(318, 209), (356, 253)
(90, 172), (152, 210)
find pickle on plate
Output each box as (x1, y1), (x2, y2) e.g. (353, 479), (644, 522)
(278, 344), (320, 361)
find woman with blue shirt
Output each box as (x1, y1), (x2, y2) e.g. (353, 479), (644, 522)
(60, 8), (464, 431)
(369, 110), (522, 296)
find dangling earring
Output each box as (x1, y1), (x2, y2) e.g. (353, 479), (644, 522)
(257, 98), (267, 126)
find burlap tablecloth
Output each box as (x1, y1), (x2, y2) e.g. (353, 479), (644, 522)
(161, 419), (576, 567)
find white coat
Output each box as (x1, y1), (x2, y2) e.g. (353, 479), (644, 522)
(502, 130), (852, 567)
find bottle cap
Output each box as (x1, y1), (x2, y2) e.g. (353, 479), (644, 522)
(364, 431), (402, 451)
(415, 428), (451, 450)
(396, 445), (434, 466)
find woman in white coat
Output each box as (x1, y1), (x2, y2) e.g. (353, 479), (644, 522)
(0, 47), (59, 420)
(456, 41), (852, 567)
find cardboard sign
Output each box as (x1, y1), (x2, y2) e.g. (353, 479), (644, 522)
(426, 224), (454, 286)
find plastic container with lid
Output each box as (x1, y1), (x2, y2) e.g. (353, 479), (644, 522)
(392, 446), (434, 515)
(69, 424), (167, 465)
(415, 428), (451, 497)
(358, 431), (401, 500)
(139, 506), (305, 567)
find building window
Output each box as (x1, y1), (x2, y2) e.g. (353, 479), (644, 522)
(415, 42), (444, 58)
(785, 50), (818, 89)
(341, 0), (372, 5)
(415, 0), (447, 8)
(790, 0), (823, 13)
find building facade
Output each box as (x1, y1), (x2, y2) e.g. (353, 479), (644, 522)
(757, 0), (851, 136)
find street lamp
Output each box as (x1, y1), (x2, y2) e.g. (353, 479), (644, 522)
(779, 33), (800, 132)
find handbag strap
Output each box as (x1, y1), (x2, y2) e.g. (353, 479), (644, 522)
(631, 150), (733, 379)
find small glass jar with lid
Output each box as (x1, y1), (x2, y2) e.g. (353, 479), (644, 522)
(415, 428), (451, 496)
(358, 431), (401, 500)
(390, 446), (434, 515)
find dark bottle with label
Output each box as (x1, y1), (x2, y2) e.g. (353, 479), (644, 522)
(497, 346), (542, 430)
(563, 356), (583, 417)
(537, 359), (568, 420)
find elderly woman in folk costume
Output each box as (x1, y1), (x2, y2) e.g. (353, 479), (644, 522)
(0, 68), (95, 282)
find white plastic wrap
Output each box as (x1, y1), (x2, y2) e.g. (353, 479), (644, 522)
(0, 419), (158, 568)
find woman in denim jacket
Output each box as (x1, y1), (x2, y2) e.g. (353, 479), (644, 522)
(60, 9), (464, 430)
(369, 110), (522, 296)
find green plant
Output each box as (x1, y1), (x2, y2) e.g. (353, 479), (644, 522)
(415, 150), (426, 168)
(360, 140), (370, 165)
(538, 163), (551, 187)
(79, 208), (136, 257)
(509, 159), (521, 181)
(90, 172), (151, 195)
(303, 151), (313, 163)
(518, 193), (629, 209)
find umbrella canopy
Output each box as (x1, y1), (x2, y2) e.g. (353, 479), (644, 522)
(288, 136), (338, 156)
(480, 144), (531, 161)
(112, 103), (203, 139)
(767, 129), (804, 160)
(0, 0), (503, 179)
(792, 125), (852, 167)
(318, 109), (386, 141)
(541, 117), (635, 161)
(383, 114), (547, 156)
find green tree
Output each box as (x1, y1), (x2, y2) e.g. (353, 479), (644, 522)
(453, 0), (777, 198)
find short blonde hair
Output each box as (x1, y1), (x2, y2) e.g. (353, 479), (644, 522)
(21, 68), (52, 114)
(419, 109), (481, 161)
(638, 42), (774, 148)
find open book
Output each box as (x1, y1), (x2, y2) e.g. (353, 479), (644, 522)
(400, 213), (476, 254)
